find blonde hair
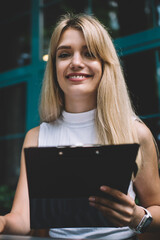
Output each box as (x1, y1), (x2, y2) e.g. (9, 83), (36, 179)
(39, 13), (141, 168)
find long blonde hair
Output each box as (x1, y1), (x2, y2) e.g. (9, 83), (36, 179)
(39, 13), (141, 167)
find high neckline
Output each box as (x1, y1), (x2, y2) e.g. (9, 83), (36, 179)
(62, 109), (96, 124)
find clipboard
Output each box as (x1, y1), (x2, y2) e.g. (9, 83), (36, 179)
(24, 143), (139, 229)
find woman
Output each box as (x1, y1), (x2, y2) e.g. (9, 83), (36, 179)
(0, 13), (160, 240)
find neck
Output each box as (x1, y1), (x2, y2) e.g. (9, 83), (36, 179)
(64, 94), (97, 113)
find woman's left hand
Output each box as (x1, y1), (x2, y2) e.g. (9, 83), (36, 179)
(89, 185), (144, 228)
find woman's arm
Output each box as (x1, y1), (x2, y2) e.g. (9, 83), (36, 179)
(89, 121), (160, 232)
(133, 121), (160, 232)
(0, 126), (39, 235)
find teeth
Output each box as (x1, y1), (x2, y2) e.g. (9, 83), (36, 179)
(69, 75), (87, 79)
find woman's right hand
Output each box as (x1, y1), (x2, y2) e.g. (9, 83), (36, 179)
(0, 216), (6, 233)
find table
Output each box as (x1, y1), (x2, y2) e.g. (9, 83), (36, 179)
(0, 235), (50, 240)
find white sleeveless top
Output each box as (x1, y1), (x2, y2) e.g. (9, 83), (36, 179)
(38, 109), (136, 240)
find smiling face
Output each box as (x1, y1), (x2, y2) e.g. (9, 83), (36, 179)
(56, 28), (102, 112)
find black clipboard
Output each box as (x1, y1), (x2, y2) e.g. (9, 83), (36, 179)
(24, 143), (139, 229)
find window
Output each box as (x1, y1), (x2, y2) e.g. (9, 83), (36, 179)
(0, 83), (26, 186)
(121, 49), (158, 116)
(92, 0), (154, 39)
(0, 0), (31, 72)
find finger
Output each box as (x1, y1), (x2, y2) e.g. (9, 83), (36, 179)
(100, 186), (132, 204)
(89, 201), (131, 227)
(89, 196), (134, 217)
(89, 195), (121, 210)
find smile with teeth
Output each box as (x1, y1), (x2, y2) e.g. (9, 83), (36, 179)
(70, 75), (86, 79)
(67, 74), (92, 80)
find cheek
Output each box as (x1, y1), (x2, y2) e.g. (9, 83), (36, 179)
(93, 62), (102, 79)
(56, 62), (64, 83)
(56, 60), (67, 76)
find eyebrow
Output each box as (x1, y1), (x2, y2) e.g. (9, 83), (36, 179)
(56, 46), (71, 51)
(56, 45), (88, 51)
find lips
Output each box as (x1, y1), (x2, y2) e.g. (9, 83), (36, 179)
(66, 73), (92, 81)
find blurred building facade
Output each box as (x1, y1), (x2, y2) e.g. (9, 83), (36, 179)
(0, 0), (160, 189)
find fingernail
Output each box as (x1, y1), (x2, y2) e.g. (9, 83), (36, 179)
(89, 197), (95, 202)
(100, 186), (107, 191)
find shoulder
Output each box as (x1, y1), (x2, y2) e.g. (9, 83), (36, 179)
(133, 119), (154, 147)
(23, 126), (40, 148)
(133, 119), (159, 166)
(133, 119), (158, 170)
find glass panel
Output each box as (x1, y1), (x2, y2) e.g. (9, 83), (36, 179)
(155, 0), (160, 26)
(42, 0), (88, 58)
(0, 83), (26, 136)
(92, 0), (120, 39)
(122, 50), (160, 148)
(44, 0), (56, 4)
(0, 0), (31, 21)
(121, 50), (158, 116)
(93, 0), (154, 39)
(0, 1), (31, 72)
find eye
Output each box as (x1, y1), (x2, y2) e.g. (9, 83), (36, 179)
(58, 52), (70, 59)
(84, 51), (95, 58)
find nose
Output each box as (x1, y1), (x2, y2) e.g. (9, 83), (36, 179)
(70, 53), (85, 69)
